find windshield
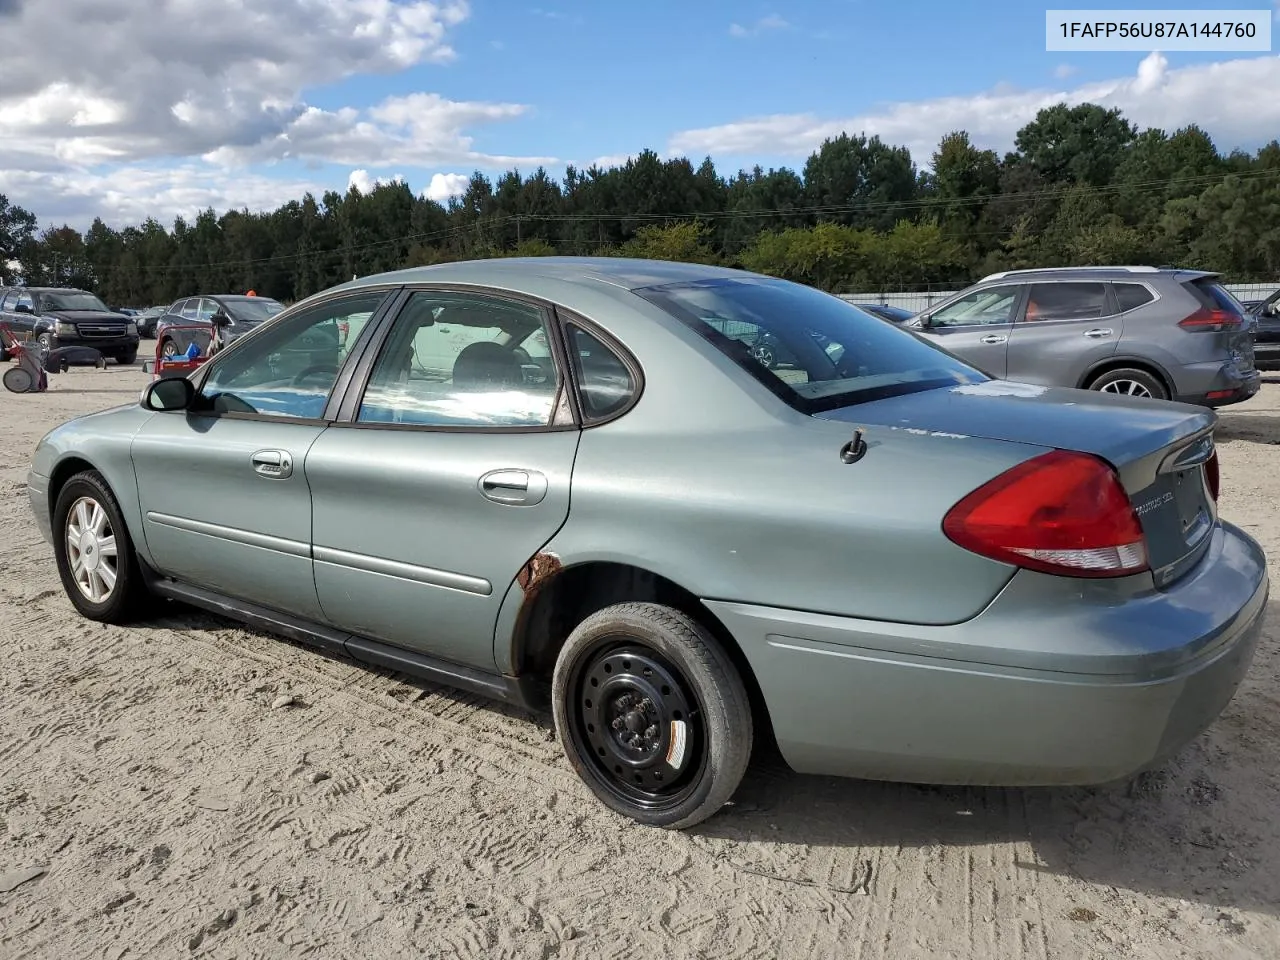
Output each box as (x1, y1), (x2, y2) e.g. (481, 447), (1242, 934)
(42, 291), (109, 312)
(226, 298), (285, 324)
(637, 277), (986, 413)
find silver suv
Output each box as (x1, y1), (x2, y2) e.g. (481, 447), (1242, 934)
(908, 267), (1260, 407)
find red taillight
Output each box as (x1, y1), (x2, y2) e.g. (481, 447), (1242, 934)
(1205, 450), (1220, 501)
(942, 450), (1149, 579)
(1179, 307), (1242, 332)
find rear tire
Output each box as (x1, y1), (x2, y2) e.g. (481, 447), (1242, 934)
(552, 601), (753, 829)
(1087, 367), (1168, 401)
(52, 471), (150, 624)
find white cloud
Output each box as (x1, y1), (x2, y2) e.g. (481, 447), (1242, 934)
(729, 14), (789, 38)
(591, 153), (635, 169)
(668, 53), (1280, 167)
(1053, 63), (1077, 80)
(203, 93), (554, 169)
(0, 0), (473, 168)
(0, 165), (329, 229)
(424, 172), (470, 202)
(348, 169), (406, 194)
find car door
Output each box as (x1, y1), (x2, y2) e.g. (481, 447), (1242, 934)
(10, 289), (37, 337)
(130, 289), (392, 619)
(304, 288), (582, 672)
(1004, 280), (1122, 387)
(916, 284), (1024, 378)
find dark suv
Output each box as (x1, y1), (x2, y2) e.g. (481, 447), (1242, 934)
(0, 287), (140, 364)
(907, 267), (1259, 407)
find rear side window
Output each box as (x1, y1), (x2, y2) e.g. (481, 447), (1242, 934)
(1113, 283), (1155, 312)
(1023, 282), (1110, 322)
(1184, 278), (1245, 316)
(637, 277), (985, 414)
(567, 324), (636, 421)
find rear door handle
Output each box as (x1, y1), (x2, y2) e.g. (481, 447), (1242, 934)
(979, 335), (1007, 344)
(1084, 328), (1113, 339)
(251, 449), (293, 479)
(479, 469), (548, 506)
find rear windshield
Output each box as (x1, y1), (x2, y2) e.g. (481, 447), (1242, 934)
(636, 277), (986, 413)
(1184, 278), (1245, 315)
(226, 298), (285, 324)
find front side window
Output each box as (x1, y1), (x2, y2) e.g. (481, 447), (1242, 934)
(195, 298), (218, 322)
(357, 291), (560, 428)
(15, 291), (34, 312)
(180, 300), (199, 321)
(197, 291), (387, 420)
(929, 285), (1022, 327)
(1023, 282), (1111, 322)
(637, 277), (984, 413)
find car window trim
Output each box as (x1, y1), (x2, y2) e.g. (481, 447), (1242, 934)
(928, 283), (1026, 329)
(554, 306), (645, 427)
(1014, 279), (1120, 325)
(330, 282), (582, 435)
(1109, 280), (1161, 316)
(180, 286), (402, 426)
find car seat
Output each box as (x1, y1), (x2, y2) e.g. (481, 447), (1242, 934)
(452, 341), (523, 390)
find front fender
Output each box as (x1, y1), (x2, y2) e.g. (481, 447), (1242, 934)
(30, 404), (156, 566)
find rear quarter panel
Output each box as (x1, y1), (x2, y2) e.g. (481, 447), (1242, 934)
(502, 287), (1040, 633)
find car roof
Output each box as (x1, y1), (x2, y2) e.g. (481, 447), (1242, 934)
(978, 266), (1216, 283)
(332, 257), (760, 297)
(25, 286), (93, 294)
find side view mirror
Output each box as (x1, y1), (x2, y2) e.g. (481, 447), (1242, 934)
(141, 376), (195, 411)
(212, 312), (233, 328)
(14, 303), (32, 314)
(917, 313), (932, 328)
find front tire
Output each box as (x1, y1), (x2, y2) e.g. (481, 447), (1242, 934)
(52, 471), (149, 624)
(117, 350), (137, 365)
(1088, 367), (1169, 401)
(552, 601), (753, 829)
(160, 338), (177, 359)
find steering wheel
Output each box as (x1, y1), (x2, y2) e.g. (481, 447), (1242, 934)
(290, 363), (338, 387)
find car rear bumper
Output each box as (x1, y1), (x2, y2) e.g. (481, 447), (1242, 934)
(705, 520), (1267, 786)
(1173, 361), (1259, 407)
(1253, 340), (1280, 368)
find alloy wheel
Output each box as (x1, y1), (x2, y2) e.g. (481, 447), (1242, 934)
(66, 496), (119, 603)
(1099, 379), (1152, 398)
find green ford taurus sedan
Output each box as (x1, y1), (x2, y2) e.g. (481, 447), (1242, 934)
(27, 258), (1268, 828)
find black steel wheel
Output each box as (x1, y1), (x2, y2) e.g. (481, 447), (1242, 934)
(552, 602), (753, 828)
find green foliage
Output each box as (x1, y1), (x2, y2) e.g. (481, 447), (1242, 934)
(3, 100), (1280, 306)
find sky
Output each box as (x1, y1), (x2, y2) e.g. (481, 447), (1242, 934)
(1, 0), (1279, 230)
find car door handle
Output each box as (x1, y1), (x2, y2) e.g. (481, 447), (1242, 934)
(979, 335), (1007, 344)
(251, 449), (293, 479)
(1084, 328), (1113, 339)
(479, 469), (548, 506)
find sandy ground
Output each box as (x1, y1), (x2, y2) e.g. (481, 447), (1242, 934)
(1, 364), (1279, 960)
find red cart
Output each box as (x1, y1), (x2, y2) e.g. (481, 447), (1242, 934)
(1, 322), (48, 393)
(145, 323), (224, 381)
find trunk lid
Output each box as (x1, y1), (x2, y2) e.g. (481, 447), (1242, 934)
(816, 381), (1218, 586)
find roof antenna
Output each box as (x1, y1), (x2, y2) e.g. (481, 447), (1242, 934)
(839, 428), (868, 464)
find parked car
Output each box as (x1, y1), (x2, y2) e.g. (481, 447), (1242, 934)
(155, 294), (285, 358)
(134, 305), (168, 338)
(1248, 287), (1280, 370)
(851, 302), (914, 324)
(907, 266), (1259, 407)
(0, 287), (139, 364)
(28, 257), (1267, 829)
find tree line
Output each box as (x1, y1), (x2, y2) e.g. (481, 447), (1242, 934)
(2, 102), (1279, 307)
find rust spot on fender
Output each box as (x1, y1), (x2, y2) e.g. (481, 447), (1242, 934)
(517, 551), (562, 596)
